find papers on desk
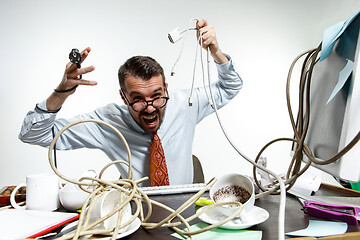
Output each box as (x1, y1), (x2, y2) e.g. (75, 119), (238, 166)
(286, 220), (347, 237)
(0, 209), (79, 240)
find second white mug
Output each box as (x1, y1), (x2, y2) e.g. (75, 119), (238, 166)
(10, 173), (60, 211)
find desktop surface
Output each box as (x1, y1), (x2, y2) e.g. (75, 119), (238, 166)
(122, 190), (360, 240)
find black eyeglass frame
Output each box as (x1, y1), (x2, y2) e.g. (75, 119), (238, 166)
(120, 88), (170, 112)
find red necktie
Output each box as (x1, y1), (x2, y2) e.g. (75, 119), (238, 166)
(150, 132), (169, 186)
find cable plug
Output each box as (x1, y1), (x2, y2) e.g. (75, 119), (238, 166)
(168, 27), (182, 44)
(188, 97), (193, 106)
(171, 65), (176, 76)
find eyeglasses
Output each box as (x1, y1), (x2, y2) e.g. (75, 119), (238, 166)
(121, 89), (170, 112)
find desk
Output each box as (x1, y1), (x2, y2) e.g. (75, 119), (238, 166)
(123, 191), (360, 240)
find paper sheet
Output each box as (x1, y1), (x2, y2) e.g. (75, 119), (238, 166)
(290, 166), (322, 196)
(326, 59), (354, 104)
(319, 9), (359, 104)
(0, 209), (78, 240)
(320, 21), (345, 62)
(286, 220), (348, 237)
(320, 9), (360, 62)
(171, 222), (262, 240)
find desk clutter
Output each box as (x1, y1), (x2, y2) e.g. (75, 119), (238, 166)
(37, 118), (260, 239)
(1, 168), (360, 239)
(2, 118), (360, 239)
(1, 180), (360, 239)
(0, 186), (26, 207)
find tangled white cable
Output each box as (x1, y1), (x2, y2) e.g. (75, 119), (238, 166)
(48, 119), (244, 240)
(169, 19), (286, 239)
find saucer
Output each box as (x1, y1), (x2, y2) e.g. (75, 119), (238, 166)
(87, 217), (141, 239)
(197, 205), (269, 229)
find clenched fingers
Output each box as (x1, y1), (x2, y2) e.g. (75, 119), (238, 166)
(67, 65), (95, 79)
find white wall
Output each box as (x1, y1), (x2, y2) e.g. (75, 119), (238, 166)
(1, 0), (359, 186)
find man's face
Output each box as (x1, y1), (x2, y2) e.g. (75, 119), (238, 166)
(120, 74), (168, 134)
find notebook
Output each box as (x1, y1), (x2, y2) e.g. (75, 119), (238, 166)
(0, 209), (79, 239)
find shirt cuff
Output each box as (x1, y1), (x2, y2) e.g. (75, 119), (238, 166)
(215, 54), (235, 74)
(35, 100), (61, 114)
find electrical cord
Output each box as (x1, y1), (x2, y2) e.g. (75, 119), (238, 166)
(174, 19), (360, 238)
(170, 20), (214, 108)
(46, 20), (360, 240)
(249, 41), (360, 236)
(199, 34), (215, 109)
(197, 43), (286, 240)
(252, 42), (360, 195)
(51, 126), (57, 168)
(171, 18), (198, 76)
(252, 46), (321, 194)
(48, 119), (245, 240)
(167, 20), (287, 239)
(54, 48), (82, 93)
(188, 31), (200, 106)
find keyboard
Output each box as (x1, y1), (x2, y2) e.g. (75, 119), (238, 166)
(140, 183), (208, 195)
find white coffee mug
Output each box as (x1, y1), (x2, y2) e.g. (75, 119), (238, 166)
(210, 173), (255, 222)
(10, 173), (60, 211)
(88, 189), (132, 233)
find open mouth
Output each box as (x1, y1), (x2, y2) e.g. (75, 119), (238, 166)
(143, 114), (158, 126)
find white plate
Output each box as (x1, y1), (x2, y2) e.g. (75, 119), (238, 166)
(87, 217), (141, 239)
(197, 206), (269, 230)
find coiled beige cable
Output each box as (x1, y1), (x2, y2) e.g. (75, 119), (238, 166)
(48, 118), (244, 240)
(252, 43), (360, 195)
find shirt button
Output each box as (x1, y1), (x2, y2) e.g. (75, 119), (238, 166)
(40, 115), (44, 119)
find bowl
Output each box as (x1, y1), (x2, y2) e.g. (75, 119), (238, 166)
(59, 188), (90, 212)
(210, 173), (255, 221)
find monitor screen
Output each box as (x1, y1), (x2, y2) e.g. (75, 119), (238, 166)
(292, 15), (360, 182)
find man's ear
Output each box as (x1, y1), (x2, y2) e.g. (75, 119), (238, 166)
(119, 89), (128, 105)
(165, 82), (169, 95)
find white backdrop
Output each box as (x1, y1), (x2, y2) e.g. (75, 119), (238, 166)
(1, 0), (359, 186)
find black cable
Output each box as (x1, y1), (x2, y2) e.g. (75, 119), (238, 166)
(54, 48), (83, 93)
(51, 126), (57, 169)
(54, 85), (78, 93)
(35, 103), (61, 113)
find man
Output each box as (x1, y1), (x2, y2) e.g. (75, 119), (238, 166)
(19, 19), (242, 186)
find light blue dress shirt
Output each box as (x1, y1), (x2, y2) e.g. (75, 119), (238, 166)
(19, 56), (242, 186)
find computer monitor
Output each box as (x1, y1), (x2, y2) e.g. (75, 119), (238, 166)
(292, 15), (360, 183)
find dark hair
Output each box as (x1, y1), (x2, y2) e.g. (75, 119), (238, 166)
(118, 56), (166, 90)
